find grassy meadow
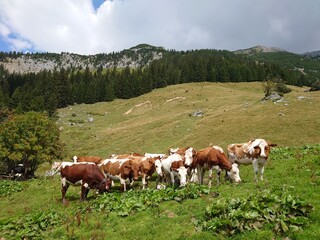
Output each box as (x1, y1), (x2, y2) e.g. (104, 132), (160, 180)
(56, 82), (319, 157)
(1, 82), (320, 239)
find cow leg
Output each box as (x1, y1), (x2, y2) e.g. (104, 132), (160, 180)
(224, 169), (231, 182)
(216, 168), (221, 186)
(208, 168), (213, 188)
(120, 178), (127, 192)
(259, 164), (265, 181)
(170, 172), (175, 186)
(196, 166), (202, 184)
(142, 174), (147, 190)
(61, 178), (69, 204)
(156, 174), (161, 189)
(81, 183), (89, 201)
(252, 159), (259, 182)
(200, 168), (205, 185)
(190, 168), (198, 183)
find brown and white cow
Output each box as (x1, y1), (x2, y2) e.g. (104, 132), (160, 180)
(191, 146), (241, 187)
(60, 162), (111, 203)
(227, 139), (277, 182)
(73, 155), (103, 165)
(99, 158), (140, 192)
(160, 153), (188, 187)
(168, 147), (197, 167)
(130, 156), (163, 189)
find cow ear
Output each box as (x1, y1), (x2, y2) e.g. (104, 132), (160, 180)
(269, 142), (277, 147)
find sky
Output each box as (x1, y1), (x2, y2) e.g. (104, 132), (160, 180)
(0, 0), (319, 55)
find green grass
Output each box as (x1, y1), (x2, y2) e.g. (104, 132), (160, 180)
(1, 145), (319, 239)
(56, 82), (320, 158)
(1, 82), (320, 239)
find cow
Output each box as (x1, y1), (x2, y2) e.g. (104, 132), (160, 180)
(60, 162), (111, 203)
(10, 164), (34, 180)
(191, 146), (241, 187)
(73, 155), (103, 165)
(160, 153), (188, 187)
(132, 156), (163, 189)
(227, 139), (277, 182)
(10, 164), (25, 179)
(168, 147), (198, 183)
(168, 147), (197, 167)
(99, 158), (140, 192)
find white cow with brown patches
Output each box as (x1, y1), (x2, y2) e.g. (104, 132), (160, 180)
(227, 139), (277, 182)
(160, 153), (188, 187)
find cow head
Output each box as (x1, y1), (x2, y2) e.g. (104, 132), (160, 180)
(227, 163), (241, 183)
(177, 167), (188, 187)
(98, 177), (112, 193)
(154, 158), (163, 176)
(170, 161), (188, 187)
(249, 139), (277, 159)
(184, 147), (196, 167)
(129, 160), (140, 181)
(169, 147), (179, 155)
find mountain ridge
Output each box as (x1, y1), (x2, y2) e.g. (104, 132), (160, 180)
(0, 44), (319, 74)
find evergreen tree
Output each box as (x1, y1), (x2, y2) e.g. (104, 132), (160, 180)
(104, 69), (116, 102)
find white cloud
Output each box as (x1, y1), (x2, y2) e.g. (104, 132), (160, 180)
(0, 22), (10, 36)
(0, 0), (319, 54)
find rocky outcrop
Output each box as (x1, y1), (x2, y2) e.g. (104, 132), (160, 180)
(0, 44), (164, 74)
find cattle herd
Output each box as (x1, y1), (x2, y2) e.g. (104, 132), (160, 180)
(52, 138), (277, 203)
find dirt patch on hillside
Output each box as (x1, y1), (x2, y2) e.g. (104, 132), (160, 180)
(166, 96), (186, 102)
(124, 101), (152, 115)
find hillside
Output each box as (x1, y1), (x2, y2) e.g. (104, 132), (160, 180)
(235, 46), (320, 80)
(234, 45), (287, 54)
(56, 82), (320, 158)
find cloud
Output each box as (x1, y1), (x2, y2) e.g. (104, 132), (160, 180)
(0, 0), (319, 54)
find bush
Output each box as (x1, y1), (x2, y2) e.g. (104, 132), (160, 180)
(263, 79), (291, 97)
(310, 80), (320, 91)
(0, 112), (64, 178)
(274, 82), (292, 96)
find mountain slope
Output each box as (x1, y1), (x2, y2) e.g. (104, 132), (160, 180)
(234, 46), (320, 80)
(56, 82), (320, 158)
(234, 45), (287, 55)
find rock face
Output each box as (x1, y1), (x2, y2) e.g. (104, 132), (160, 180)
(0, 44), (164, 74)
(263, 92), (283, 101)
(234, 45), (286, 55)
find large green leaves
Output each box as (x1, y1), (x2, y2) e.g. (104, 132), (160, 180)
(197, 188), (313, 236)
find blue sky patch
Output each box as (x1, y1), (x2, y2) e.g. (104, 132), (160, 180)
(92, 0), (106, 11)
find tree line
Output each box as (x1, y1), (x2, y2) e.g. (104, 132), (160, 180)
(0, 49), (309, 116)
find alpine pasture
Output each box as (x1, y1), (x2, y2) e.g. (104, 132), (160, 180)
(1, 82), (320, 239)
